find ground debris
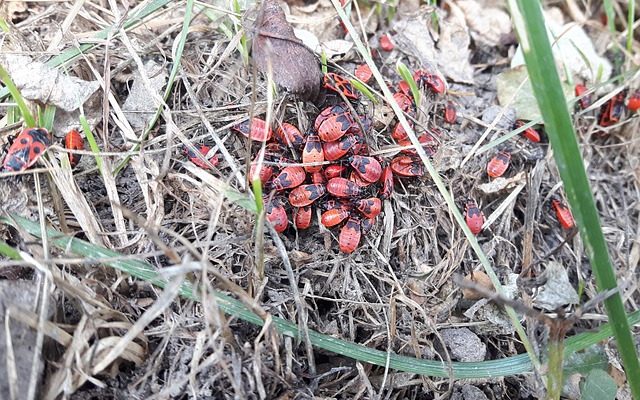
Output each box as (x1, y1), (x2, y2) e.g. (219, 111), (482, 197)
(532, 261), (579, 311)
(251, 0), (322, 100)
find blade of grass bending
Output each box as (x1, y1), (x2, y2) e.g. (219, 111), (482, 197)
(79, 114), (104, 173)
(510, 2), (640, 398)
(3, 213), (640, 380)
(0, 64), (36, 127)
(331, 0), (540, 373)
(349, 79), (377, 103)
(396, 61), (420, 107)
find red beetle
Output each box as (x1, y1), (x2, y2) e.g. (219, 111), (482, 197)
(323, 135), (358, 161)
(379, 34), (394, 51)
(390, 155), (424, 177)
(444, 101), (457, 124)
(354, 197), (382, 219)
(486, 150), (511, 178)
(321, 208), (350, 227)
(348, 170), (371, 187)
(551, 198), (575, 230)
(398, 80), (411, 96)
(315, 104), (354, 142)
(339, 218), (362, 253)
(323, 72), (358, 100)
(355, 64), (373, 83)
(2, 128), (52, 172)
(464, 200), (484, 235)
(275, 122), (305, 148)
(515, 120), (541, 143)
(185, 144), (219, 170)
(302, 134), (324, 173)
(265, 198), (289, 233)
(273, 165), (306, 191)
(65, 129), (84, 168)
(327, 177), (361, 198)
(350, 155), (382, 183)
(393, 92), (414, 113)
(232, 117), (272, 142)
(599, 91), (626, 127)
(289, 184), (326, 207)
(250, 162), (274, 185)
(321, 199), (351, 212)
(574, 83), (592, 110)
(398, 133), (437, 156)
(379, 165), (394, 199)
(324, 164), (347, 180)
(628, 90), (640, 113)
(413, 69), (446, 94)
(312, 171), (327, 184)
(391, 121), (411, 141)
(294, 206), (312, 230)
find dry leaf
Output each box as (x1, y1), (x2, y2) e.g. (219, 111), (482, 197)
(252, 0), (322, 100)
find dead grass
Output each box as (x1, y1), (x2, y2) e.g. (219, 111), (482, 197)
(0, 0), (639, 399)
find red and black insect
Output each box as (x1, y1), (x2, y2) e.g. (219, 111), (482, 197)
(327, 177), (361, 198)
(628, 90), (640, 113)
(391, 121), (411, 141)
(232, 117), (273, 142)
(487, 150), (511, 178)
(393, 92), (414, 113)
(273, 165), (306, 191)
(599, 91), (626, 127)
(354, 197), (382, 219)
(64, 129), (84, 168)
(289, 184), (326, 207)
(354, 64), (372, 83)
(339, 217), (362, 253)
(413, 70), (446, 94)
(323, 73), (358, 100)
(551, 198), (575, 230)
(323, 135), (358, 161)
(312, 171), (327, 184)
(185, 144), (219, 170)
(379, 34), (394, 51)
(464, 199), (484, 235)
(2, 127), (52, 172)
(350, 155), (382, 183)
(275, 122), (305, 148)
(397, 133), (437, 156)
(315, 104), (354, 142)
(324, 164), (347, 180)
(294, 206), (312, 230)
(574, 83), (592, 110)
(379, 165), (394, 199)
(514, 120), (541, 143)
(349, 170), (371, 187)
(321, 208), (350, 227)
(265, 198), (289, 233)
(444, 101), (457, 124)
(302, 134), (324, 173)
(250, 162), (274, 185)
(390, 155), (424, 177)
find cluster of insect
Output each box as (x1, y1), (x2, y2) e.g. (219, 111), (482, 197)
(574, 83), (640, 127)
(1, 127), (84, 172)
(210, 68), (458, 253)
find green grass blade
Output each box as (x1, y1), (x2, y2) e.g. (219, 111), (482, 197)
(3, 213), (640, 380)
(0, 64), (36, 127)
(396, 61), (420, 107)
(349, 79), (377, 103)
(626, 1), (635, 53)
(79, 114), (103, 173)
(511, 2), (640, 398)
(39, 104), (56, 131)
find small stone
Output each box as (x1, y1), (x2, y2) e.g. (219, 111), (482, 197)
(440, 327), (486, 362)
